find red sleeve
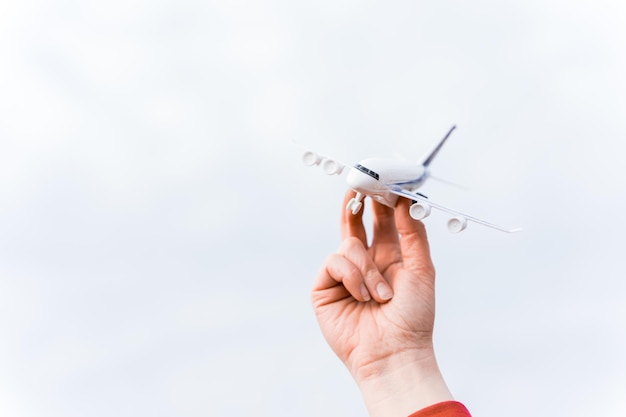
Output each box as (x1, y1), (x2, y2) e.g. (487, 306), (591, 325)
(407, 401), (471, 417)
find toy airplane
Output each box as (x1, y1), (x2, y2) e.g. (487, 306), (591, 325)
(300, 126), (521, 233)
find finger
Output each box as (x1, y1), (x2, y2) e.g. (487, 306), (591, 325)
(339, 237), (394, 303)
(340, 190), (367, 246)
(372, 199), (398, 245)
(312, 253), (371, 305)
(394, 198), (435, 277)
(370, 199), (402, 274)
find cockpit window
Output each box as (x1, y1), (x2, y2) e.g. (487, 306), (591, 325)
(354, 164), (380, 181)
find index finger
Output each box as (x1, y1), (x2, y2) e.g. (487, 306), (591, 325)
(340, 190), (367, 246)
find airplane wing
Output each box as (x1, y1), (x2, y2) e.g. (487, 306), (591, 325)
(388, 185), (522, 233)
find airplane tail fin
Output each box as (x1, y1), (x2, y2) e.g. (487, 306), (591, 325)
(421, 125), (456, 167)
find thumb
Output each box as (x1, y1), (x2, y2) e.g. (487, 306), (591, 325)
(394, 198), (435, 277)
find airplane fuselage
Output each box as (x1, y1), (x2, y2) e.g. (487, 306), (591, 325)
(346, 158), (428, 208)
(299, 125), (520, 233)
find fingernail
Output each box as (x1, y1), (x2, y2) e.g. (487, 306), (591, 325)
(376, 282), (393, 300)
(360, 284), (371, 301)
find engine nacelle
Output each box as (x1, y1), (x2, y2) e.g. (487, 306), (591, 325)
(447, 216), (468, 233)
(322, 159), (344, 175)
(409, 202), (431, 220)
(302, 151), (322, 166)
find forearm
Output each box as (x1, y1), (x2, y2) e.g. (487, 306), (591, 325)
(355, 349), (454, 417)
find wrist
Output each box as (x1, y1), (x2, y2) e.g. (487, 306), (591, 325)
(354, 349), (454, 417)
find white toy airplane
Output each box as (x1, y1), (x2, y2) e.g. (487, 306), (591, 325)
(300, 126), (521, 233)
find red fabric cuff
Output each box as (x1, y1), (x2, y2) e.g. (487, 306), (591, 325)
(407, 401), (471, 417)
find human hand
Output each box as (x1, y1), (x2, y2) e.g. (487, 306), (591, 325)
(312, 191), (453, 416)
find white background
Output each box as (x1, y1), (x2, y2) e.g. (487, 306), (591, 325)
(1, 1), (625, 416)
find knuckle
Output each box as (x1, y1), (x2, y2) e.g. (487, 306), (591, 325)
(344, 236), (363, 247)
(362, 266), (382, 284)
(325, 253), (362, 284)
(343, 263), (362, 285)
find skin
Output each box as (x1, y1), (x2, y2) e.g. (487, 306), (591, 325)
(312, 191), (454, 417)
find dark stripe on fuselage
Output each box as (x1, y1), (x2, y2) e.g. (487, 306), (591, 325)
(354, 164), (380, 181)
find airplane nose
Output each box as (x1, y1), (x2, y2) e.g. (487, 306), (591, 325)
(346, 167), (376, 193)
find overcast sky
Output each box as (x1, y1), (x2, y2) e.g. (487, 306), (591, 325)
(1, 1), (625, 416)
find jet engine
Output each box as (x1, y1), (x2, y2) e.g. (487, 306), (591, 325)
(409, 202), (431, 220)
(447, 216), (468, 233)
(322, 159), (344, 175)
(302, 151), (322, 166)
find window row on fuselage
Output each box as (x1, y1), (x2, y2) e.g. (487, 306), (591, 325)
(354, 164), (380, 181)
